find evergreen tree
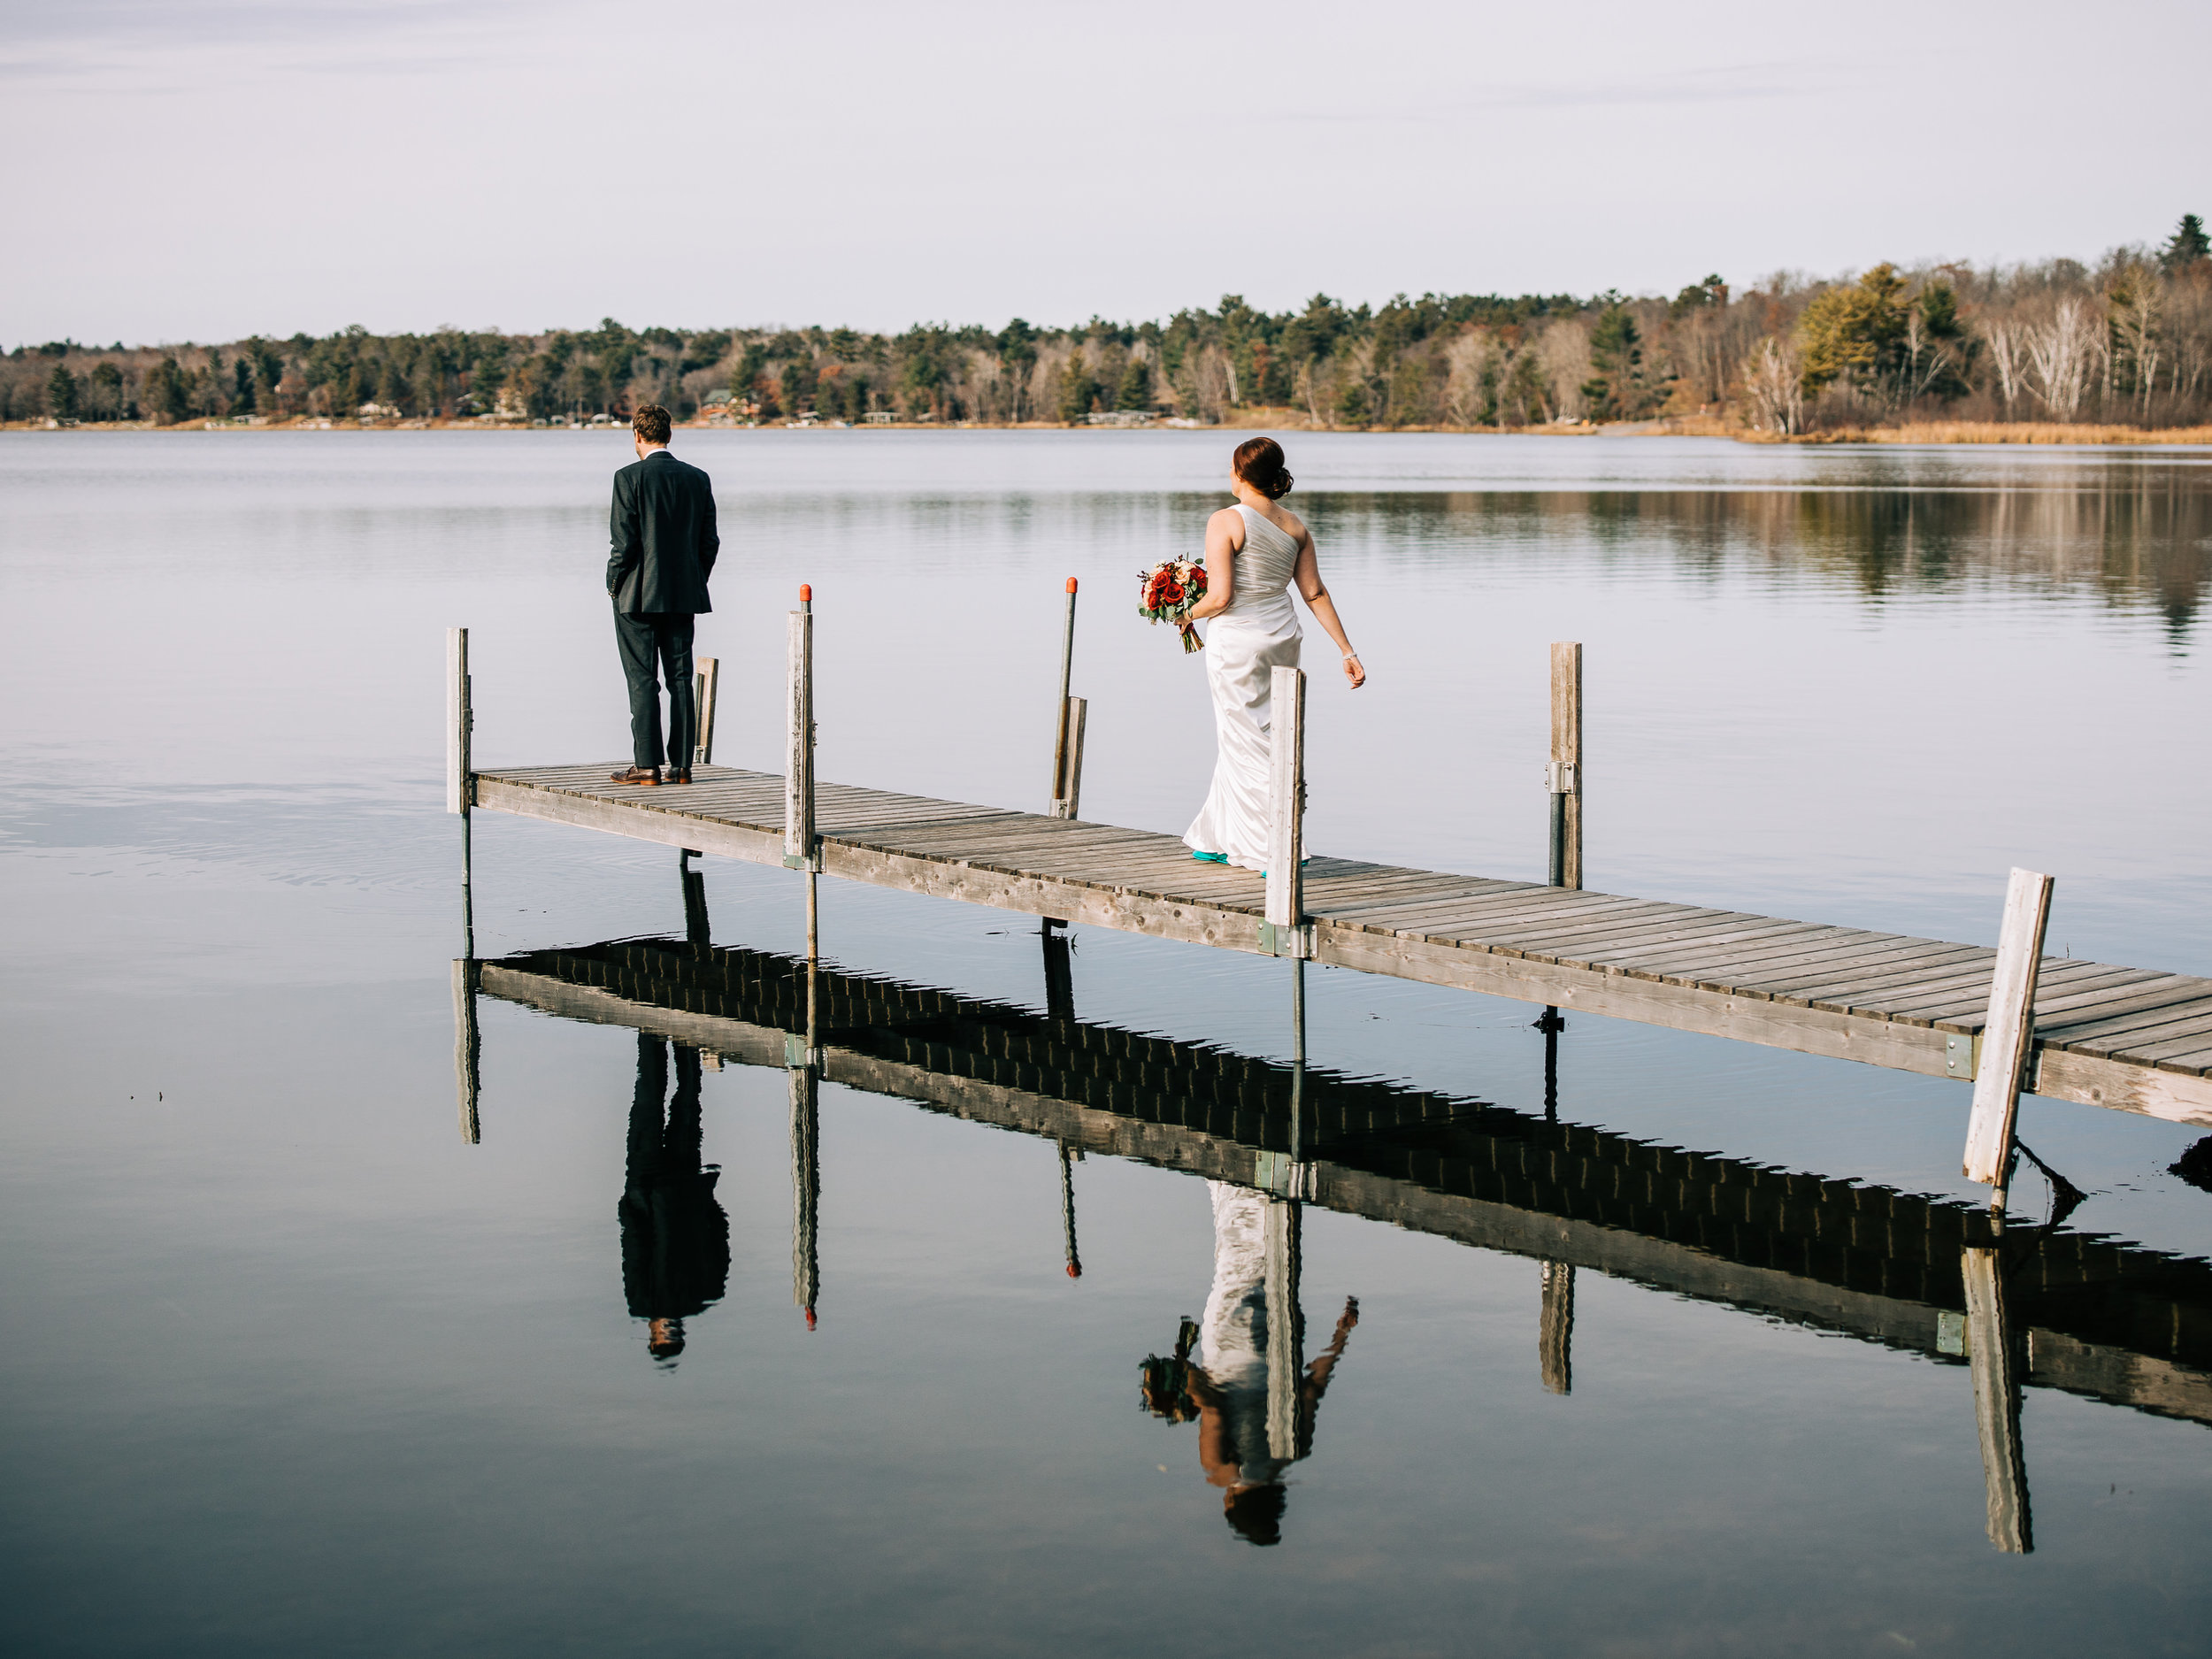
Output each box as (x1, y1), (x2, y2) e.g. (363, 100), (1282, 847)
(1115, 355), (1151, 411)
(1058, 349), (1095, 423)
(233, 357), (256, 412)
(1582, 303), (1642, 419)
(46, 363), (81, 420)
(2163, 213), (2210, 273)
(1795, 264), (1909, 396)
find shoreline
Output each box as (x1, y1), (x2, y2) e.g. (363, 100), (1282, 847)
(10, 414), (2212, 447)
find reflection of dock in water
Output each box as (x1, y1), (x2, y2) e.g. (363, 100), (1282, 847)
(466, 933), (2212, 1439)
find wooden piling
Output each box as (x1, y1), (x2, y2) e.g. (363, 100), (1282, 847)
(446, 626), (472, 817)
(790, 1058), (819, 1325)
(691, 655), (719, 769)
(1962, 869), (2056, 1202)
(785, 593), (816, 871)
(1051, 697), (1087, 820)
(1962, 1244), (2032, 1552)
(1265, 665), (1308, 956)
(1548, 642), (1581, 890)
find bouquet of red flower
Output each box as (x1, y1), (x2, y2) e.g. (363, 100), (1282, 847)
(1138, 557), (1208, 653)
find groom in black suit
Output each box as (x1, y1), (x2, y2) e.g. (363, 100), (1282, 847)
(606, 403), (718, 787)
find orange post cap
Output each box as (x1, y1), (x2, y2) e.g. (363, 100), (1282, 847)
(1066, 577), (1078, 593)
(799, 584), (811, 603)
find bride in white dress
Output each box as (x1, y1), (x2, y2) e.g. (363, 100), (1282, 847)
(1183, 438), (1364, 870)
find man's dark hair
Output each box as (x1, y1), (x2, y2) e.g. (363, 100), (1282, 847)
(1225, 1484), (1286, 1546)
(633, 404), (673, 446)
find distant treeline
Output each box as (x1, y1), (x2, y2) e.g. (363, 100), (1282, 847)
(10, 216), (2209, 434)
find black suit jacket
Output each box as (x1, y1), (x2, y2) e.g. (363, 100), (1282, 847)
(607, 449), (718, 616)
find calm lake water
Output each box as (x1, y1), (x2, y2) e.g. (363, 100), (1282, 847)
(3, 430), (2209, 1656)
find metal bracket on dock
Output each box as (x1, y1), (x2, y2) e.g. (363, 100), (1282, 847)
(1253, 1150), (1315, 1199)
(1257, 920), (1312, 959)
(782, 849), (820, 872)
(1544, 760), (1578, 795)
(784, 1032), (823, 1069)
(1945, 1030), (1980, 1079)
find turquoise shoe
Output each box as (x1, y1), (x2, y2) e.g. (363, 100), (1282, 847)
(1191, 850), (1228, 864)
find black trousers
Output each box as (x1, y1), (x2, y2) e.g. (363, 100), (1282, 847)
(613, 607), (696, 771)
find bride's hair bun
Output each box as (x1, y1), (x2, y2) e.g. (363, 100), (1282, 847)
(1233, 436), (1294, 500)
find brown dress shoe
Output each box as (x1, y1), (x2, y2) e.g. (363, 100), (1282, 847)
(610, 766), (660, 786)
(662, 769), (691, 785)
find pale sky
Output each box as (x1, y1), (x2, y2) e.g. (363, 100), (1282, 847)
(3, 0), (2205, 344)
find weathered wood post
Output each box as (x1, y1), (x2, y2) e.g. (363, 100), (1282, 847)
(1547, 641), (1581, 890)
(1048, 580), (1087, 819)
(786, 588), (821, 1044)
(1962, 1243), (2032, 1552)
(447, 626), (474, 960)
(690, 655), (719, 770)
(1263, 665), (1308, 958)
(1961, 869), (2055, 1210)
(1263, 1198), (1304, 1461)
(446, 626), (472, 818)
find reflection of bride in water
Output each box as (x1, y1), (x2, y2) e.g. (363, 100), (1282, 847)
(1142, 1181), (1358, 1546)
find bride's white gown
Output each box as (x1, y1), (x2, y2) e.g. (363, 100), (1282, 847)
(1184, 505), (1302, 870)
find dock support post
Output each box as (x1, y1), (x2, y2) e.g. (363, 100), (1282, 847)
(448, 627), (474, 960)
(1048, 579), (1086, 818)
(1547, 641), (1581, 890)
(787, 588), (821, 1040)
(1263, 665), (1308, 958)
(691, 655), (719, 770)
(1962, 1243), (2032, 1552)
(1961, 869), (2055, 1210)
(1289, 956), (1307, 1164)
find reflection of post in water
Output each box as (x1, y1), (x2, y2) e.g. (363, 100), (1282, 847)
(1962, 1241), (2032, 1554)
(619, 1033), (729, 1364)
(1288, 956), (1307, 1164)
(1529, 1001), (1571, 1393)
(680, 849), (710, 952)
(1058, 1141), (1082, 1278)
(1041, 924), (1075, 1024)
(1141, 1183), (1357, 1547)
(1540, 1260), (1574, 1395)
(790, 1058), (819, 1327)
(450, 957), (480, 1145)
(1263, 1198), (1305, 1460)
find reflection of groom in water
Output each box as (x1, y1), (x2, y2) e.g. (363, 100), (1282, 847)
(619, 1033), (729, 1362)
(1141, 1182), (1358, 1546)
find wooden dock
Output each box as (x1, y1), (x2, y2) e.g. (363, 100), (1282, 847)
(468, 761), (2212, 1126)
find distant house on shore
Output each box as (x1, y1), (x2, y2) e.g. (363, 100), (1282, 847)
(1085, 410), (1154, 427)
(493, 388), (529, 421)
(864, 411), (895, 425)
(357, 402), (401, 421)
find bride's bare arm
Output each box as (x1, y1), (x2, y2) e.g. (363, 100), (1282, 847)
(1294, 535), (1365, 688)
(1184, 508), (1240, 620)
